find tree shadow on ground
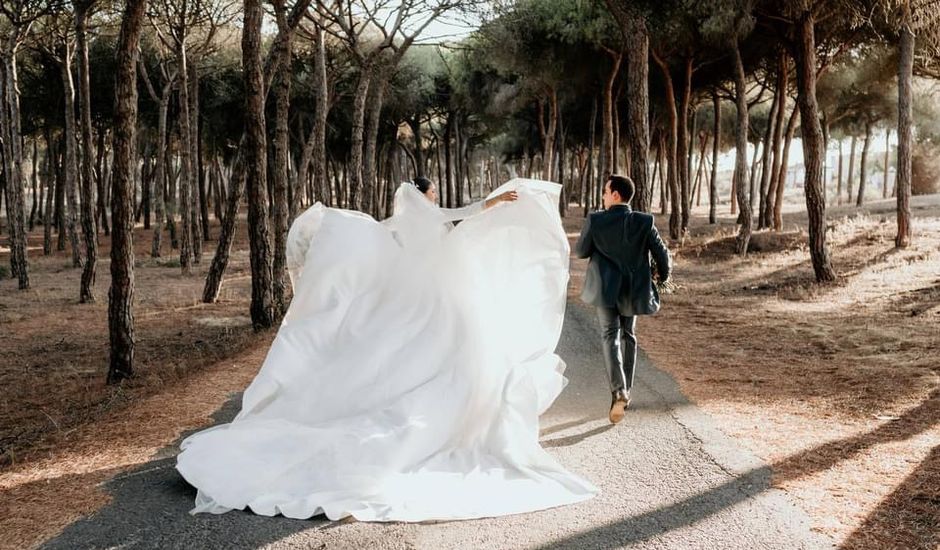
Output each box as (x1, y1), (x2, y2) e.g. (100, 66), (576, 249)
(839, 444), (940, 550)
(541, 424), (614, 448)
(40, 393), (326, 550)
(539, 389), (938, 549)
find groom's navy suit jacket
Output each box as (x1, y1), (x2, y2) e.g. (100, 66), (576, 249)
(575, 204), (671, 317)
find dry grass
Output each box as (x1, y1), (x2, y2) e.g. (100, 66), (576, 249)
(0, 218), (273, 548)
(564, 193), (939, 549)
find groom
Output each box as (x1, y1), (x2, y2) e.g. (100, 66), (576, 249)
(575, 175), (671, 424)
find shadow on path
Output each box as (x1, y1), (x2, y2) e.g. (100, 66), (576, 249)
(540, 389), (939, 549)
(40, 393), (327, 550)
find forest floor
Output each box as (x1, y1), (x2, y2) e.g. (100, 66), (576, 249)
(0, 192), (937, 549)
(567, 192), (939, 549)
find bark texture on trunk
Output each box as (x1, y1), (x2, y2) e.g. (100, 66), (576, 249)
(347, 69), (371, 211)
(708, 92), (721, 224)
(176, 39), (194, 274)
(271, 0), (292, 317)
(774, 106), (799, 230)
(653, 52), (681, 239)
(678, 55), (693, 232)
(896, 9), (913, 248)
(108, 0), (147, 384)
(242, 0), (276, 328)
(60, 46), (83, 270)
(77, 2), (98, 303)
(857, 121), (872, 206)
(732, 41), (751, 256)
(795, 11), (836, 282)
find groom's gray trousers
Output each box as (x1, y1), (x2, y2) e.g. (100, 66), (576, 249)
(595, 307), (637, 393)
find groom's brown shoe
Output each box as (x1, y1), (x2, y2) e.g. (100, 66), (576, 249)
(609, 389), (630, 424)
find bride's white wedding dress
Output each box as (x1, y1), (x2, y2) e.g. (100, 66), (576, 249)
(175, 178), (598, 521)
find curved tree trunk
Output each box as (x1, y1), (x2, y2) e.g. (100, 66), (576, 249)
(76, 2), (98, 303)
(653, 51), (681, 239)
(732, 40), (752, 256)
(108, 0), (147, 384)
(794, 11), (836, 282)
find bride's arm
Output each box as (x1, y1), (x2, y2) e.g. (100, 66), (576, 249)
(439, 191), (519, 223)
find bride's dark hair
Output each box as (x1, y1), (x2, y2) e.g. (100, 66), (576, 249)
(412, 177), (433, 194)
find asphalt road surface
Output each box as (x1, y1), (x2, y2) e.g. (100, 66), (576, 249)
(43, 300), (832, 550)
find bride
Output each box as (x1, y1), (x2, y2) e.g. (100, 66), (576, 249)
(175, 177), (598, 522)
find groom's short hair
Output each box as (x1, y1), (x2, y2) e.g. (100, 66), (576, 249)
(607, 175), (635, 203)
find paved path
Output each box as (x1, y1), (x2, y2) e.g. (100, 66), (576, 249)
(43, 300), (831, 549)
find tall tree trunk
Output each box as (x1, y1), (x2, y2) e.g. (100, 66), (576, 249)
(774, 106), (799, 230)
(585, 97), (597, 216)
(847, 134), (857, 203)
(794, 11), (836, 282)
(60, 47), (84, 270)
(836, 139), (843, 204)
(759, 84), (778, 229)
(108, 0), (146, 384)
(653, 51), (681, 239)
(732, 40), (752, 255)
(55, 137), (66, 252)
(444, 117), (454, 208)
(602, 52), (622, 181)
(95, 127), (109, 235)
(271, 0), (292, 317)
(176, 39), (194, 274)
(606, 2), (650, 211)
(243, 0), (276, 328)
(192, 64), (209, 246)
(678, 55), (693, 232)
(43, 133), (55, 255)
(883, 128), (891, 198)
(766, 51), (789, 228)
(710, 93), (720, 224)
(410, 116), (425, 178)
(152, 94), (169, 256)
(1, 41), (29, 288)
(311, 23), (329, 209)
(857, 121), (872, 206)
(77, 1), (98, 303)
(362, 73), (386, 217)
(896, 11), (913, 247)
(29, 140), (38, 231)
(693, 133), (707, 206)
(348, 69), (371, 211)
